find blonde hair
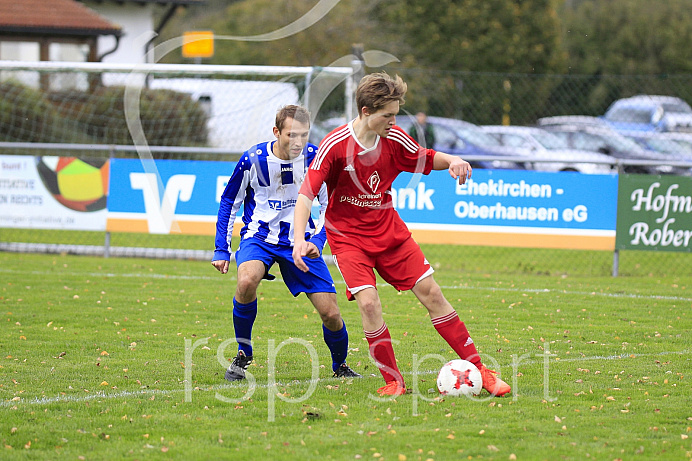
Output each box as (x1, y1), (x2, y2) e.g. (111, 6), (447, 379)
(356, 72), (407, 115)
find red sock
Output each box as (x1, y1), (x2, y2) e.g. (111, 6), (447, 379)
(432, 311), (482, 368)
(364, 323), (404, 386)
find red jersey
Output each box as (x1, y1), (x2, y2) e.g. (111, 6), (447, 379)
(300, 121), (436, 254)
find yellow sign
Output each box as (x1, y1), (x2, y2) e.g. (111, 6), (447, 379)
(182, 31), (214, 58)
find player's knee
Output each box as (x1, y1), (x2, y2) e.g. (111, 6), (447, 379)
(416, 279), (445, 303)
(316, 299), (340, 321)
(429, 283), (445, 302)
(235, 276), (259, 300)
(321, 310), (342, 330)
(358, 298), (382, 319)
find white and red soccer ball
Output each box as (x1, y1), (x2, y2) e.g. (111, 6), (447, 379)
(437, 359), (483, 397)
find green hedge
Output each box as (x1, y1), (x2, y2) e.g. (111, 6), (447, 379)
(0, 80), (208, 147)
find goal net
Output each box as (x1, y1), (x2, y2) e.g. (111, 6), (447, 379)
(0, 61), (353, 155)
(0, 60), (353, 258)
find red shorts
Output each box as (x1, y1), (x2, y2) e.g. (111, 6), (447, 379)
(332, 237), (434, 301)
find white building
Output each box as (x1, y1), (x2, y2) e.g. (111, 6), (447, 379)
(0, 0), (203, 65)
(80, 0), (204, 64)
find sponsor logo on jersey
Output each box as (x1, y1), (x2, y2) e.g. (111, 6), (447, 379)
(367, 171), (380, 193)
(281, 164), (293, 185)
(339, 193), (382, 208)
(344, 164), (355, 172)
(268, 199), (297, 211)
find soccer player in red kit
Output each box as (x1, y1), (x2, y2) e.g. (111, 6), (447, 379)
(292, 72), (511, 397)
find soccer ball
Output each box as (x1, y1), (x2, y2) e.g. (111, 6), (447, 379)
(437, 359), (483, 397)
(36, 156), (109, 212)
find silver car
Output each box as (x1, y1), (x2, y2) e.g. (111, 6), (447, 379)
(482, 125), (614, 174)
(603, 95), (692, 133)
(536, 115), (608, 129)
(539, 123), (685, 175)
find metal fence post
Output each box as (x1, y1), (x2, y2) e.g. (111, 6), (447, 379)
(303, 68), (313, 115)
(349, 43), (365, 120)
(612, 248), (619, 277)
(611, 160), (625, 277)
(104, 231), (111, 259)
(104, 145), (116, 258)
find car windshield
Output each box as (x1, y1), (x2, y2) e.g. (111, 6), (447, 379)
(446, 124), (502, 147)
(493, 133), (532, 148)
(604, 133), (647, 152)
(531, 131), (570, 150)
(671, 137), (692, 150)
(661, 102), (692, 114)
(605, 107), (652, 124)
(646, 138), (692, 154)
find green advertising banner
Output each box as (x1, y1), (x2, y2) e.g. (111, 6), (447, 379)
(616, 174), (692, 252)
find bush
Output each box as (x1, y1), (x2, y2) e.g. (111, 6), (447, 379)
(0, 80), (208, 147)
(0, 80), (92, 143)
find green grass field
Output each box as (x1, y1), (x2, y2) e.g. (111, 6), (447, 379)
(1, 250), (691, 460)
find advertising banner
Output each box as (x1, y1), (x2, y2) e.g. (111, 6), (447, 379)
(0, 154), (108, 231)
(392, 169), (618, 250)
(107, 158), (325, 236)
(106, 158), (619, 250)
(107, 158), (232, 235)
(616, 174), (692, 252)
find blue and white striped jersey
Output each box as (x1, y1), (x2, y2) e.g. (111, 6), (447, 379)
(213, 141), (328, 261)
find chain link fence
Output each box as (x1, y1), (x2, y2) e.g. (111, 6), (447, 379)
(383, 67), (692, 126)
(0, 62), (690, 277)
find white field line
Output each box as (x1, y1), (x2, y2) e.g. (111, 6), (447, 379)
(1, 268), (691, 302)
(2, 349), (689, 408)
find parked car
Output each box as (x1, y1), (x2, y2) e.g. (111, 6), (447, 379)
(658, 132), (692, 151)
(623, 132), (692, 158)
(537, 115), (608, 129)
(601, 95), (692, 133)
(481, 125), (614, 174)
(396, 115), (524, 169)
(621, 132), (692, 176)
(540, 123), (685, 175)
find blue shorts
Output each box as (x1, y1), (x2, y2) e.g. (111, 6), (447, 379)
(235, 238), (336, 297)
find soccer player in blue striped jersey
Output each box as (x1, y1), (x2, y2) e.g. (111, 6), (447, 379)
(212, 105), (360, 381)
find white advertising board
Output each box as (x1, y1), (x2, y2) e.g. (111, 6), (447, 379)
(0, 155), (107, 231)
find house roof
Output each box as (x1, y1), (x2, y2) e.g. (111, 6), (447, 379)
(0, 0), (122, 37)
(80, 0), (204, 5)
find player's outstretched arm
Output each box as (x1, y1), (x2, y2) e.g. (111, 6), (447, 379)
(433, 151), (472, 185)
(292, 193), (313, 272)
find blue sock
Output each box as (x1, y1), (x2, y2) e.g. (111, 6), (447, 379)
(323, 322), (349, 372)
(233, 298), (257, 357)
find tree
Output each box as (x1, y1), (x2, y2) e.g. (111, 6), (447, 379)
(159, 0), (384, 67)
(378, 0), (566, 74)
(157, 0), (399, 119)
(554, 0), (692, 116)
(370, 0), (566, 124)
(153, 0), (692, 124)
(561, 0), (692, 75)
